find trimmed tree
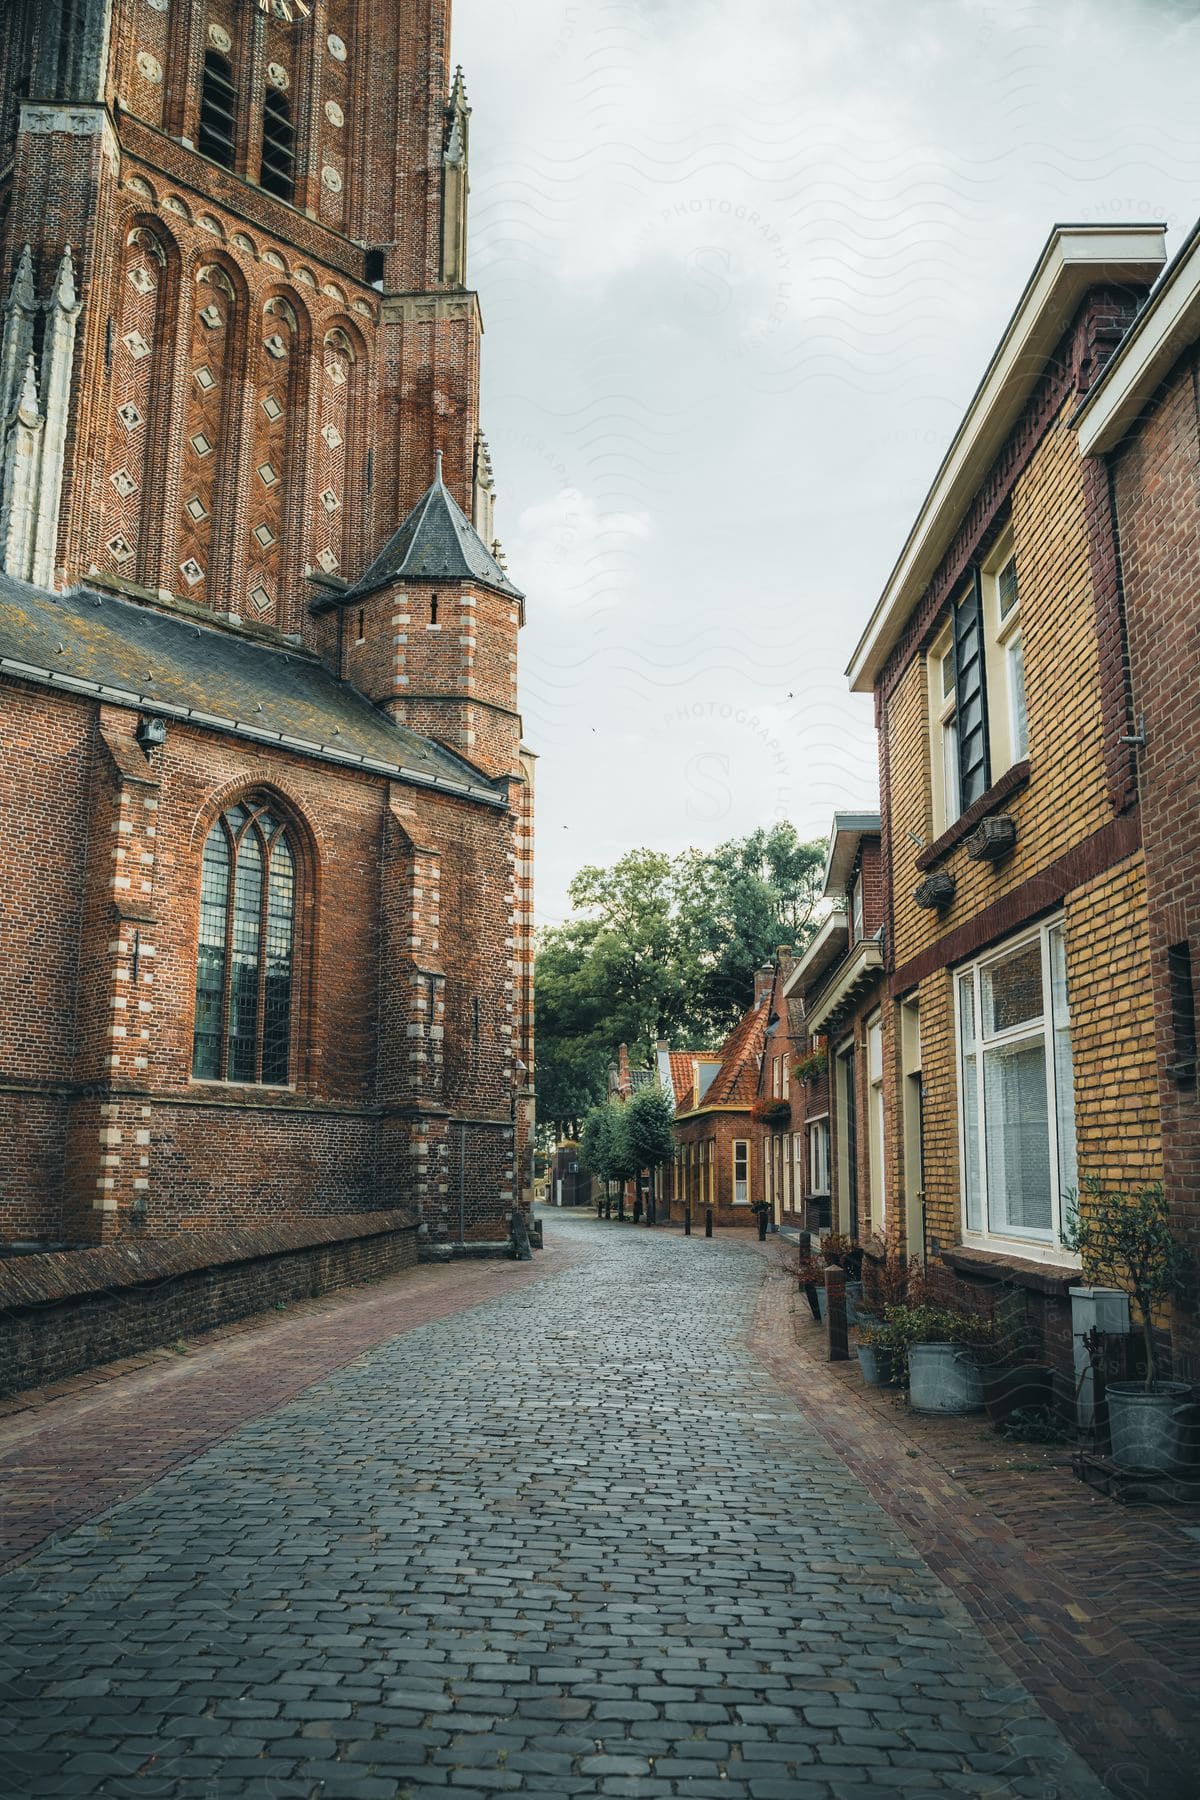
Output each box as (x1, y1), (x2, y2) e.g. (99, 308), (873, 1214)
(580, 1104), (616, 1214)
(625, 1087), (676, 1227)
(1062, 1180), (1189, 1390)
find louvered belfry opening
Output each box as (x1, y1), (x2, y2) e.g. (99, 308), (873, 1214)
(198, 50), (237, 168)
(260, 90), (296, 201)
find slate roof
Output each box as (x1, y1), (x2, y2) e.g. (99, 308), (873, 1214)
(0, 574), (507, 807)
(346, 456), (524, 602)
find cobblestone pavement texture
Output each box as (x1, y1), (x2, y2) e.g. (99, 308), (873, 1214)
(2, 1214), (1114, 1799)
(0, 1244), (578, 1576)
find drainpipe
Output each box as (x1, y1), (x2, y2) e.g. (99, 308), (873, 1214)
(1069, 1286), (1130, 1426)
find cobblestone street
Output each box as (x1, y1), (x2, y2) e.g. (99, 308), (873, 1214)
(1, 1215), (1117, 1798)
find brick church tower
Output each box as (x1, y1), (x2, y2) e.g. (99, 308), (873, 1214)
(0, 1), (492, 626)
(0, 2), (537, 1251)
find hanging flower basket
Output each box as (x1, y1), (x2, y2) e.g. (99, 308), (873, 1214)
(751, 1098), (792, 1128)
(793, 1048), (827, 1086)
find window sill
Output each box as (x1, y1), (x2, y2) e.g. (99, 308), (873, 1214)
(939, 1241), (1081, 1298)
(916, 760), (1030, 871)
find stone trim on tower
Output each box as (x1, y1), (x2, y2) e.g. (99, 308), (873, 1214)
(0, 243), (80, 587)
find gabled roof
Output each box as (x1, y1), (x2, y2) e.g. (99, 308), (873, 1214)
(699, 997), (769, 1109)
(846, 224), (1166, 693)
(347, 453), (523, 601)
(0, 575), (507, 806)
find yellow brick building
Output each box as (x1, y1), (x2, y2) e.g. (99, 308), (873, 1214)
(846, 226), (1166, 1349)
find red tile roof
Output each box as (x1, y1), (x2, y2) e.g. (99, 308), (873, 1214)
(701, 998), (769, 1108)
(669, 1051), (699, 1111)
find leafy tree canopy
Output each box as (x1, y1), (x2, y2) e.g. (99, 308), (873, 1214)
(535, 822), (826, 1135)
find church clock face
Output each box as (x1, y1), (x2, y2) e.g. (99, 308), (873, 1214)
(255, 0), (312, 22)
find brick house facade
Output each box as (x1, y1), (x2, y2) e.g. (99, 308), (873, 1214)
(847, 226), (1169, 1369)
(664, 975), (770, 1229)
(0, 1), (535, 1251)
(1076, 219), (1200, 1379)
(784, 815), (885, 1245)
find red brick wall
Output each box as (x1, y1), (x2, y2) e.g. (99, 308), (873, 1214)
(1110, 350), (1200, 1376)
(0, 688), (521, 1247)
(0, 1212), (419, 1395)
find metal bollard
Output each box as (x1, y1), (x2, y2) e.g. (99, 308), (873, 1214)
(705, 1207), (713, 1239)
(684, 1204), (691, 1237)
(824, 1264), (849, 1362)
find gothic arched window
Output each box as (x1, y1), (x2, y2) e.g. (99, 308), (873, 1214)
(192, 798), (296, 1084)
(198, 51), (237, 168)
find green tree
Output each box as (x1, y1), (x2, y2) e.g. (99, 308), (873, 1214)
(679, 822), (825, 1029)
(625, 1087), (677, 1226)
(534, 823), (827, 1135)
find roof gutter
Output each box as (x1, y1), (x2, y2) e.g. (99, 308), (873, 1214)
(0, 657), (508, 807)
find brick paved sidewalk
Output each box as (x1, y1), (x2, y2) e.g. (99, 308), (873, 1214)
(0, 1239), (578, 1577)
(748, 1258), (1200, 1800)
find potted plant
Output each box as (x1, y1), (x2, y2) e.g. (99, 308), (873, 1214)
(1062, 1181), (1195, 1473)
(751, 1097), (792, 1129)
(793, 1047), (828, 1086)
(856, 1320), (900, 1387)
(884, 1302), (988, 1414)
(858, 1245), (917, 1331)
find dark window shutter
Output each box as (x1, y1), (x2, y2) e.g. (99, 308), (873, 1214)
(952, 566), (990, 807)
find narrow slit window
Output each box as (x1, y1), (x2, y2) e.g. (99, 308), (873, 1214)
(430, 593), (439, 626)
(1168, 942), (1197, 1085)
(260, 89), (296, 202)
(198, 51), (237, 169)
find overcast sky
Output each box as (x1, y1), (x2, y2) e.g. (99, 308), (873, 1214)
(453, 0), (1200, 926)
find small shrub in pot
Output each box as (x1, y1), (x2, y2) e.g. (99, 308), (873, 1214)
(1062, 1180), (1195, 1472)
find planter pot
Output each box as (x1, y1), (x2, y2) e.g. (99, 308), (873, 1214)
(908, 1342), (984, 1415)
(982, 1363), (1055, 1429)
(1106, 1381), (1199, 1474)
(815, 1284), (827, 1321)
(844, 1280), (866, 1327)
(857, 1343), (897, 1387)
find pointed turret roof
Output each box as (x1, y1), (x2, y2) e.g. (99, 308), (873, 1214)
(347, 453), (523, 601)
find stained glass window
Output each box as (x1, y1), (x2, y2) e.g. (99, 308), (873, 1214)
(191, 797), (296, 1084)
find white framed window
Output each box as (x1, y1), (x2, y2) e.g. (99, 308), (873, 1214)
(782, 1056), (790, 1099)
(956, 917), (1076, 1248)
(851, 873), (865, 944)
(808, 1115), (830, 1196)
(733, 1138), (750, 1204)
(771, 1055), (781, 1098)
(792, 1131), (803, 1198)
(929, 624), (961, 834)
(867, 1012), (886, 1229)
(983, 531), (1029, 771)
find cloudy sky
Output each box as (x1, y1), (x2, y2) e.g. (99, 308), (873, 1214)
(453, 0), (1200, 925)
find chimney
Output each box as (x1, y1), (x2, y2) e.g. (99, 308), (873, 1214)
(754, 964), (774, 1007)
